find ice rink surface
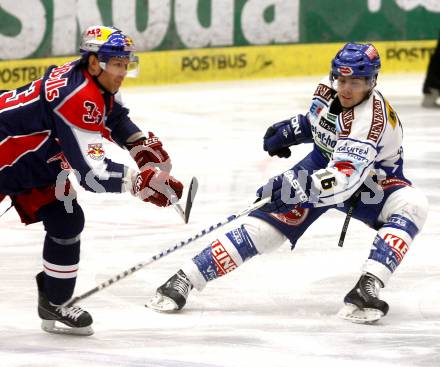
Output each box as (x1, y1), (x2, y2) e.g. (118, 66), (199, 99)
(1, 74), (439, 367)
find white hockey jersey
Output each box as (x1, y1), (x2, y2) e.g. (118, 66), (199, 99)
(307, 77), (406, 206)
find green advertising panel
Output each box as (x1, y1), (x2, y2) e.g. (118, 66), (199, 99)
(300, 0), (440, 43)
(0, 0), (439, 60)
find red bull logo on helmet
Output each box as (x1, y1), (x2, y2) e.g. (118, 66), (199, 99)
(84, 26), (114, 43)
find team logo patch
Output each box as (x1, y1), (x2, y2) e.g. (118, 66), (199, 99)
(383, 233), (408, 263)
(338, 66), (353, 76)
(211, 240), (237, 276)
(270, 207), (309, 226)
(87, 143), (105, 160)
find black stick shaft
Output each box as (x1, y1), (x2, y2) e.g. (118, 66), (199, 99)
(338, 188), (362, 247)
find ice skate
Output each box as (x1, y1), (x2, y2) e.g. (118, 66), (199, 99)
(338, 273), (389, 324)
(146, 270), (193, 312)
(36, 272), (93, 336)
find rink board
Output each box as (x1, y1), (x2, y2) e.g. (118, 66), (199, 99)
(0, 39), (436, 90)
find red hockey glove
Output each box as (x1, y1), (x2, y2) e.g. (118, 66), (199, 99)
(133, 168), (183, 207)
(126, 132), (171, 172)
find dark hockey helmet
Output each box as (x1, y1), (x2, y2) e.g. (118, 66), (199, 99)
(331, 43), (381, 80)
(79, 25), (138, 77)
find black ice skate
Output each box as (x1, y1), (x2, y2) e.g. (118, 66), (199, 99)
(146, 270), (193, 312)
(36, 272), (93, 336)
(338, 273), (389, 324)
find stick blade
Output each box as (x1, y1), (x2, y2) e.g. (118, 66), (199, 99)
(184, 177), (198, 223)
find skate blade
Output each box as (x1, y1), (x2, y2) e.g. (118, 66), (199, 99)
(145, 294), (179, 313)
(337, 303), (384, 324)
(41, 319), (94, 336)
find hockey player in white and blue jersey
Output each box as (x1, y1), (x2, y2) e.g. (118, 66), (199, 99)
(147, 43), (429, 323)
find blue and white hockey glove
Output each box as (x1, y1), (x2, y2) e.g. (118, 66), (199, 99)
(263, 114), (312, 158)
(256, 169), (309, 213)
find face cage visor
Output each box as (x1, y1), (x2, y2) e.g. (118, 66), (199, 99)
(98, 54), (139, 78)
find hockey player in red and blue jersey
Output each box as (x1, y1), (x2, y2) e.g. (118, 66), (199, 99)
(147, 43), (428, 324)
(0, 25), (183, 335)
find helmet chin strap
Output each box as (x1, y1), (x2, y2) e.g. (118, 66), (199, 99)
(92, 71), (117, 96)
(85, 55), (116, 95)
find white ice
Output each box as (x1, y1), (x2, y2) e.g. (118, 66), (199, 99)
(1, 74), (439, 367)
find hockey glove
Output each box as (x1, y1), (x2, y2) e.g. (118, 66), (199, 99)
(256, 169), (309, 213)
(126, 132), (171, 172)
(133, 168), (183, 207)
(263, 114), (311, 158)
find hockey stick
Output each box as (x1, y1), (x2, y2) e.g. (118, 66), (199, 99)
(338, 187), (362, 247)
(62, 196), (270, 307)
(0, 204), (12, 218)
(169, 196), (186, 223)
(0, 196), (12, 219)
(168, 177), (198, 224)
(184, 177), (198, 223)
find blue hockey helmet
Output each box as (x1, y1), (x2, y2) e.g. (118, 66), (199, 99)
(79, 25), (138, 77)
(331, 43), (381, 80)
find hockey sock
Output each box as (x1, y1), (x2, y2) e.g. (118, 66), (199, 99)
(191, 225), (258, 284)
(363, 214), (419, 286)
(38, 199), (84, 305)
(42, 236), (80, 304)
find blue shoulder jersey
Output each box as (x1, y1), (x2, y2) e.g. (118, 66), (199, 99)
(0, 59), (141, 196)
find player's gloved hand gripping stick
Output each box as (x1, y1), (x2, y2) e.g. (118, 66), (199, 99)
(126, 133), (194, 222)
(62, 196), (270, 307)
